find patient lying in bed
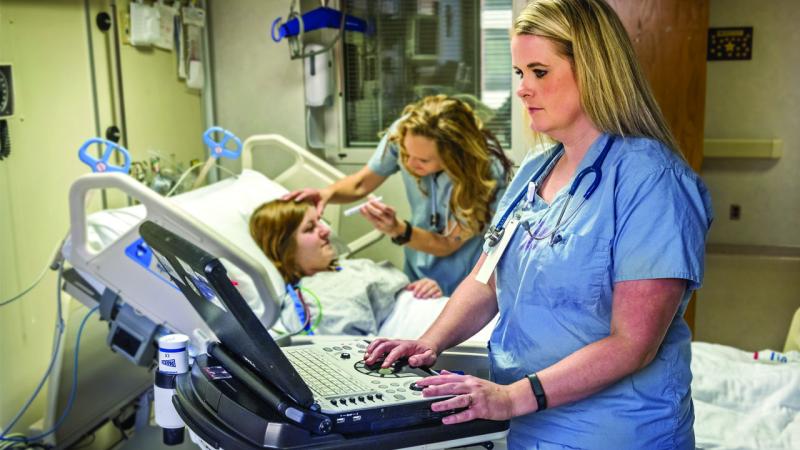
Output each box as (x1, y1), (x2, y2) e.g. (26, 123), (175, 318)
(249, 199), (444, 336)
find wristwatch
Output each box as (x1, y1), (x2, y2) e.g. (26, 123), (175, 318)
(527, 373), (548, 412)
(391, 220), (413, 245)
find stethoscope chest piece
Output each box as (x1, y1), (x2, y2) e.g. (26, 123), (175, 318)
(430, 212), (441, 231)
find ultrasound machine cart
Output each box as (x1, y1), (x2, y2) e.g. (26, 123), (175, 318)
(139, 220), (509, 449)
(174, 353), (508, 450)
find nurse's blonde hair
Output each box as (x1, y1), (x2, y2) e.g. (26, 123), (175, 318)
(388, 95), (513, 236)
(515, 0), (680, 154)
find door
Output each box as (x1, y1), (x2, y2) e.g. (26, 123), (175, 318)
(608, 0), (709, 333)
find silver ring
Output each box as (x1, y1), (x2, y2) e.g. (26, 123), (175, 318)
(465, 394), (473, 408)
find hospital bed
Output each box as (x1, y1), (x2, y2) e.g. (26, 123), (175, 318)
(60, 133), (503, 448)
(61, 134), (799, 449)
(62, 133), (492, 364)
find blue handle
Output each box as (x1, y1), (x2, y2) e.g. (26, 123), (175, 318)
(271, 17), (285, 42)
(202, 127), (242, 160)
(272, 7), (370, 42)
(78, 138), (131, 173)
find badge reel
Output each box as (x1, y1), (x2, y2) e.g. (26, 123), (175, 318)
(475, 182), (534, 285)
(475, 215), (521, 285)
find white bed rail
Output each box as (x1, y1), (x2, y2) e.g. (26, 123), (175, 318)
(242, 134), (346, 184)
(68, 173), (281, 329)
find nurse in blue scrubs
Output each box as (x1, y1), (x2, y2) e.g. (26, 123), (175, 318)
(365, 1), (712, 449)
(285, 95), (513, 296)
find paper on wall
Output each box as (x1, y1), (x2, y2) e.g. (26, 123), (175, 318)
(130, 1), (160, 47)
(155, 1), (178, 51)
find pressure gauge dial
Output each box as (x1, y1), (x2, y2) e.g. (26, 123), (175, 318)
(0, 65), (14, 118)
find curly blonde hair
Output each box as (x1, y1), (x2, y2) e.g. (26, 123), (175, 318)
(389, 95), (512, 236)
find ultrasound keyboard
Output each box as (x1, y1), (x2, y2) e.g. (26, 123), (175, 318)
(282, 339), (443, 415)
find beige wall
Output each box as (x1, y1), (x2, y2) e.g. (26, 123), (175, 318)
(696, 0), (800, 350)
(0, 0), (206, 440)
(702, 0), (800, 247)
(696, 251), (800, 351)
(116, 0), (207, 173)
(0, 0), (97, 432)
(208, 0), (306, 144)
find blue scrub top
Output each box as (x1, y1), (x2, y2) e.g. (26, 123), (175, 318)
(485, 134), (712, 449)
(367, 128), (508, 296)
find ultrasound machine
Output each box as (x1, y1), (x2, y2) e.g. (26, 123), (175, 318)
(139, 220), (509, 449)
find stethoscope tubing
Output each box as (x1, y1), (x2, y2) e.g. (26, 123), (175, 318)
(486, 135), (616, 247)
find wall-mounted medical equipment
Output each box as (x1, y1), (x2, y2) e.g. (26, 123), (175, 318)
(304, 44), (332, 107)
(271, 2), (370, 60)
(0, 64), (15, 161)
(304, 42), (332, 149)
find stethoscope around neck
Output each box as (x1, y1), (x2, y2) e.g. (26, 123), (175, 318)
(484, 135), (616, 248)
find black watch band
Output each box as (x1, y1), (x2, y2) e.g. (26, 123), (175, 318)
(527, 373), (547, 412)
(391, 220), (413, 245)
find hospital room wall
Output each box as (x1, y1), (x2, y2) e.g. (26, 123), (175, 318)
(209, 0), (409, 269)
(0, 0), (206, 437)
(0, 0), (98, 432)
(695, 0), (800, 351)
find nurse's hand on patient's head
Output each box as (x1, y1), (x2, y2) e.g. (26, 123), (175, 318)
(364, 338), (439, 369)
(282, 188), (328, 215)
(407, 278), (442, 299)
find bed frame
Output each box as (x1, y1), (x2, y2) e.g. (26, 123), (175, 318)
(63, 135), (382, 361)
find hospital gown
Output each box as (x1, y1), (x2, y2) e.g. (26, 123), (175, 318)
(279, 259), (409, 335)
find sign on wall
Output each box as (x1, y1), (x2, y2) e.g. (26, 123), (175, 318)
(708, 27), (753, 61)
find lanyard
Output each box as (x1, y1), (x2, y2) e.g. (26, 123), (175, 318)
(484, 135), (615, 248)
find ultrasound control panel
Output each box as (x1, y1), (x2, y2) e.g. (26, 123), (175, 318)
(284, 339), (441, 416)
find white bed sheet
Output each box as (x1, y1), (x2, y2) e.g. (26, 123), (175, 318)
(692, 342), (800, 449)
(379, 291), (497, 343)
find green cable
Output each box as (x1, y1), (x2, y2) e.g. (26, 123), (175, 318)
(298, 286), (323, 334)
(0, 434), (25, 449)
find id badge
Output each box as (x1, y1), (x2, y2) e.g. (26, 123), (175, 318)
(476, 216), (520, 285)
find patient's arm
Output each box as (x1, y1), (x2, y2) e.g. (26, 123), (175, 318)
(406, 278), (442, 299)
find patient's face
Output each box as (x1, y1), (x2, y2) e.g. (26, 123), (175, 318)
(294, 207), (336, 276)
(403, 133), (443, 177)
